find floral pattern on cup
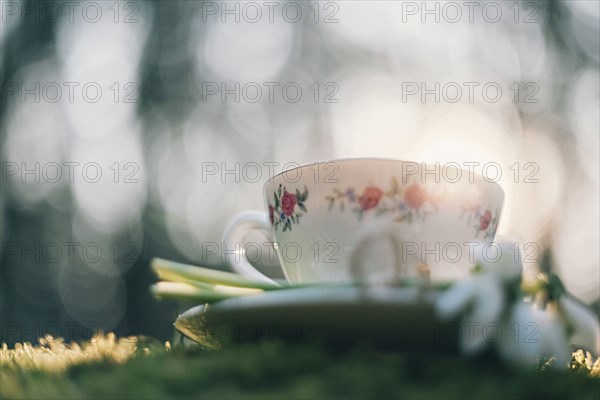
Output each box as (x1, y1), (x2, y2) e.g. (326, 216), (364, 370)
(325, 178), (438, 223)
(269, 184), (308, 232)
(460, 205), (501, 238)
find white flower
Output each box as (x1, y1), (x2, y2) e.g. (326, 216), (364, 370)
(437, 273), (504, 354)
(476, 239), (522, 283)
(434, 239), (600, 369)
(559, 295), (600, 356)
(436, 240), (522, 354)
(497, 301), (570, 369)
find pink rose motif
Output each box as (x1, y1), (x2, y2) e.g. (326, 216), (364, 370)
(404, 183), (426, 209)
(479, 209), (492, 230)
(281, 191), (297, 217)
(358, 186), (384, 211)
(268, 205), (275, 225)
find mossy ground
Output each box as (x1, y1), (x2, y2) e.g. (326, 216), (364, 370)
(1, 334), (599, 399)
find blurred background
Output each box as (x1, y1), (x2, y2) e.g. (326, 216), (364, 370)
(1, 0), (598, 345)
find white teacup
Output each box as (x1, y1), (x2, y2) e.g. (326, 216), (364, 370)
(223, 159), (504, 286)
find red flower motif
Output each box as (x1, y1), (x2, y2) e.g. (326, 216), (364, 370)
(281, 191), (297, 217)
(268, 205), (275, 225)
(358, 186), (384, 211)
(404, 183), (426, 209)
(479, 209), (492, 230)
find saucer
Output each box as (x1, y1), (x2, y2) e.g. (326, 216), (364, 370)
(174, 285), (461, 352)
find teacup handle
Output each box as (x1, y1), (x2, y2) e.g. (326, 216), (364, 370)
(222, 211), (282, 286)
(349, 222), (425, 286)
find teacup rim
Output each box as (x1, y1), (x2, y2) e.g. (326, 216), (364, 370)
(265, 157), (505, 195)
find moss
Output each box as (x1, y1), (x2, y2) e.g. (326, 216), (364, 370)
(1, 336), (599, 399)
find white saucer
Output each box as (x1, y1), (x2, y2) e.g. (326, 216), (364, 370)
(175, 285), (461, 352)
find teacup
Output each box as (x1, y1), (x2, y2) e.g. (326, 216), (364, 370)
(223, 158), (504, 285)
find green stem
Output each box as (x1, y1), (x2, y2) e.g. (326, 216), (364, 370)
(151, 258), (283, 290)
(154, 270), (215, 290)
(150, 282), (261, 304)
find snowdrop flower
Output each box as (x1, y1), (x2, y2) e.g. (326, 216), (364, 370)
(537, 273), (600, 358)
(436, 240), (522, 354)
(436, 239), (600, 368)
(437, 273), (504, 354)
(477, 239), (523, 284)
(497, 300), (570, 369)
(559, 295), (600, 355)
(497, 282), (599, 368)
